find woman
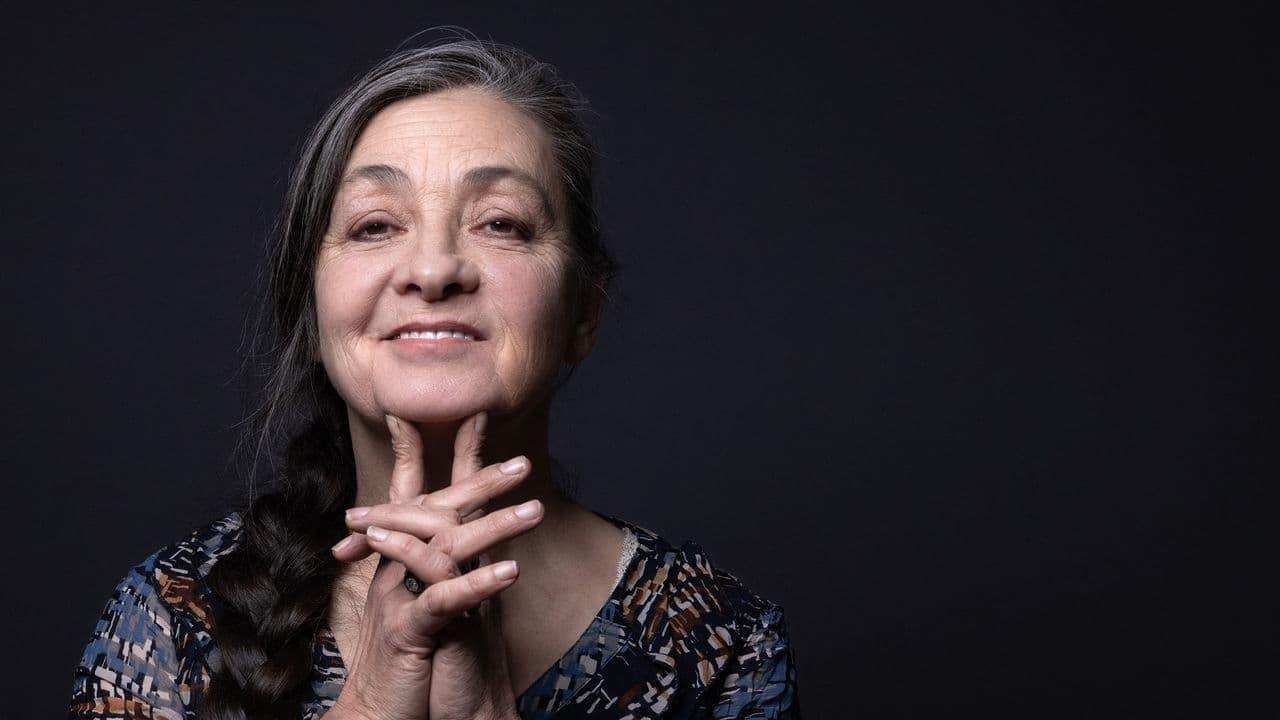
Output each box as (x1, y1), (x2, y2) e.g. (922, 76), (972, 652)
(69, 35), (800, 720)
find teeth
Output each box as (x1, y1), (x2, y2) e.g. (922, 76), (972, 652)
(397, 330), (475, 341)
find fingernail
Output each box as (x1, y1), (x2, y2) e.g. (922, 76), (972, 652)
(366, 526), (389, 541)
(346, 507), (371, 521)
(332, 535), (355, 553)
(385, 414), (400, 433)
(475, 411), (487, 435)
(514, 499), (541, 519)
(500, 457), (528, 475)
(493, 560), (518, 580)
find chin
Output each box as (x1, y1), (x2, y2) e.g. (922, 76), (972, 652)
(370, 378), (496, 425)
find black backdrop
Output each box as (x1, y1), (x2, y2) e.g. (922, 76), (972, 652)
(4, 3), (1274, 717)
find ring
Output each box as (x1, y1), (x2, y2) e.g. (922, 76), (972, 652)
(403, 561), (479, 618)
(403, 573), (426, 594)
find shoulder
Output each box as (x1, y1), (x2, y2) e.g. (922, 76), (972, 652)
(70, 512), (244, 716)
(91, 511), (243, 630)
(670, 537), (799, 718)
(95, 509), (243, 633)
(681, 536), (794, 666)
(605, 514), (795, 683)
(127, 511), (244, 634)
(569, 514), (800, 718)
(706, 559), (792, 664)
(612, 514), (788, 636)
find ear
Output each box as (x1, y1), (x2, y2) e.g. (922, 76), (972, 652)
(564, 282), (605, 363)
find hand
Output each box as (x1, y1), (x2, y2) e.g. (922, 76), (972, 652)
(329, 411), (543, 720)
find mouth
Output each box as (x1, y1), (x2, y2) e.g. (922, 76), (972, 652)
(385, 320), (485, 343)
(394, 329), (477, 341)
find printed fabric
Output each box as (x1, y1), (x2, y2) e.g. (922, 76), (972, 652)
(69, 510), (801, 719)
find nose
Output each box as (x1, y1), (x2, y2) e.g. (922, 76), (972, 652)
(392, 226), (481, 302)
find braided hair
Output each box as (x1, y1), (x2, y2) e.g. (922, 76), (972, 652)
(203, 30), (617, 719)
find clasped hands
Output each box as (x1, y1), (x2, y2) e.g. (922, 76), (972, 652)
(327, 411), (542, 720)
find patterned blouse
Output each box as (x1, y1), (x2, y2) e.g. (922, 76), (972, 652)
(69, 509), (801, 718)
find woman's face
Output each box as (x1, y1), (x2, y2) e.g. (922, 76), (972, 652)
(314, 87), (593, 424)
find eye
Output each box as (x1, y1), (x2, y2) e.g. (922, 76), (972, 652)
(483, 218), (531, 240)
(350, 220), (394, 242)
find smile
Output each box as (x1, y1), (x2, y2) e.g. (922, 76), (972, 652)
(396, 330), (476, 341)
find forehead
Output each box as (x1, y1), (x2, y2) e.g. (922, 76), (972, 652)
(344, 87), (556, 189)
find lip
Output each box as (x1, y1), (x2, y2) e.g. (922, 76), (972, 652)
(385, 319), (486, 341)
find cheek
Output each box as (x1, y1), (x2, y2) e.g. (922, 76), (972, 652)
(316, 252), (386, 325)
(493, 257), (574, 358)
(313, 256), (385, 392)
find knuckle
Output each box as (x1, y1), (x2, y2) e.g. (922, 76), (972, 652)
(492, 508), (520, 532)
(481, 469), (509, 493)
(422, 584), (449, 617)
(429, 531), (456, 558)
(385, 612), (421, 648)
(421, 499), (463, 526)
(420, 495), (448, 512)
(466, 570), (489, 594)
(428, 548), (460, 578)
(389, 533), (414, 555)
(391, 438), (415, 461)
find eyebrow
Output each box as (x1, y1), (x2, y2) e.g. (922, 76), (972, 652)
(340, 163), (413, 192)
(339, 163), (559, 225)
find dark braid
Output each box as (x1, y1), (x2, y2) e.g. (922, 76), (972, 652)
(204, 381), (355, 719)
(200, 30), (616, 719)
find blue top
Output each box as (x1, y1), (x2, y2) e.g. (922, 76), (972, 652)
(69, 510), (801, 718)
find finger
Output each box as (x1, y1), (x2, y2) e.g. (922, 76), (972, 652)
(430, 498), (544, 566)
(362, 526), (463, 586)
(386, 413), (424, 502)
(331, 532), (372, 561)
(415, 454), (532, 520)
(344, 503), (459, 539)
(451, 411), (487, 487)
(369, 553), (407, 601)
(412, 558), (519, 622)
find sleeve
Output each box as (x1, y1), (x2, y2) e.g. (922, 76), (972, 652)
(68, 554), (192, 720)
(707, 603), (802, 719)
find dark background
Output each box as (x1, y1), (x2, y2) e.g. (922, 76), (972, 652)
(3, 2), (1274, 717)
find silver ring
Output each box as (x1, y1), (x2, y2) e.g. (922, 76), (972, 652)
(403, 573), (426, 594)
(404, 560), (481, 617)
